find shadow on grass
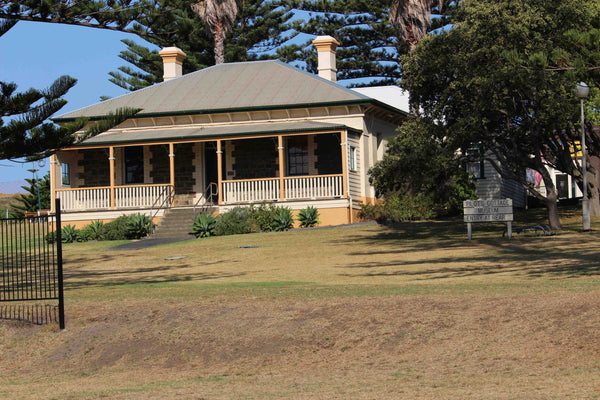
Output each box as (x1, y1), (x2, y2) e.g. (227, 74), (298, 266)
(334, 215), (600, 280)
(63, 253), (246, 289)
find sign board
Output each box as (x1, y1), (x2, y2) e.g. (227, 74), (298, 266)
(463, 198), (513, 239)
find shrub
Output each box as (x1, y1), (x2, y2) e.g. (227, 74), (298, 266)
(125, 213), (154, 239)
(83, 220), (106, 240)
(61, 225), (78, 243)
(298, 206), (320, 228)
(272, 206), (294, 231)
(215, 207), (258, 236)
(192, 213), (217, 238)
(250, 203), (274, 231)
(103, 215), (132, 240)
(358, 203), (385, 222)
(383, 192), (436, 222)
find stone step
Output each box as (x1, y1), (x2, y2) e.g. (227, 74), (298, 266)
(151, 207), (217, 238)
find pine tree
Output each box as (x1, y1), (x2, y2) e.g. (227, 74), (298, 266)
(1, 1), (147, 160)
(0, 76), (139, 160)
(0, 1), (173, 41)
(109, 0), (296, 91)
(277, 0), (404, 87)
(9, 172), (50, 217)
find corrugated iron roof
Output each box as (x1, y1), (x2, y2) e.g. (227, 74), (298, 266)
(77, 121), (358, 146)
(55, 60), (374, 121)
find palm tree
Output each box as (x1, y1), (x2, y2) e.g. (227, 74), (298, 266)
(191, 0), (238, 64)
(389, 0), (443, 51)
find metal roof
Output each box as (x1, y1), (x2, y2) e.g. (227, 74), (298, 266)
(77, 121), (358, 146)
(352, 86), (410, 114)
(55, 60), (375, 121)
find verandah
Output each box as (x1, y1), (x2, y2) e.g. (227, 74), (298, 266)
(51, 130), (350, 212)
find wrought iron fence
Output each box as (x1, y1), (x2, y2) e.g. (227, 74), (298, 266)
(0, 199), (64, 328)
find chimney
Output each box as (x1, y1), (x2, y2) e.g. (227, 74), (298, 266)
(159, 47), (187, 81)
(312, 35), (340, 82)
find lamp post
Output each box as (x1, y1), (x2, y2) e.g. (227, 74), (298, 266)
(576, 82), (590, 231)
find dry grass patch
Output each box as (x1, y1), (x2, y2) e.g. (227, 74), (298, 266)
(1, 208), (600, 399)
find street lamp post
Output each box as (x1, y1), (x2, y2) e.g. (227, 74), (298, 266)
(576, 82), (590, 231)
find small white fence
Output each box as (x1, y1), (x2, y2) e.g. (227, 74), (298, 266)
(56, 184), (171, 211)
(57, 175), (345, 210)
(115, 185), (170, 208)
(222, 178), (279, 204)
(285, 175), (343, 200)
(222, 175), (344, 204)
(56, 187), (110, 211)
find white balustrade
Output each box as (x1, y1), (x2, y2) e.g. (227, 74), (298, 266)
(222, 175), (344, 204)
(222, 179), (279, 204)
(115, 185), (170, 208)
(56, 187), (110, 211)
(57, 185), (170, 211)
(57, 175), (344, 211)
(284, 175), (343, 200)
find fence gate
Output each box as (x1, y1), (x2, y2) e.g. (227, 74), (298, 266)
(0, 198), (64, 329)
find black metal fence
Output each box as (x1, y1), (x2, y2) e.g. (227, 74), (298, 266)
(0, 199), (64, 328)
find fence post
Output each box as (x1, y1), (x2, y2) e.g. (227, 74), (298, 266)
(55, 198), (65, 330)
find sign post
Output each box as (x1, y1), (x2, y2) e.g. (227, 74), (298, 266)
(463, 199), (513, 239)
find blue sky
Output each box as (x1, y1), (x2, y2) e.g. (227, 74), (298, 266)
(0, 21), (156, 192)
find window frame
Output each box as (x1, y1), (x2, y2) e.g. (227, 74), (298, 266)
(349, 145), (358, 172)
(124, 146), (145, 184)
(61, 162), (70, 185)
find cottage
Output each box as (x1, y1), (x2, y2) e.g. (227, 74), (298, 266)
(49, 36), (409, 230)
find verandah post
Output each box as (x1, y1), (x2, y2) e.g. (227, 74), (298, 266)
(278, 135), (285, 201)
(109, 146), (116, 209)
(169, 143), (175, 207)
(216, 140), (223, 205)
(340, 131), (348, 199)
(340, 130), (350, 223)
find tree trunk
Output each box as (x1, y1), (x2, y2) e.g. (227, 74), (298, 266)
(539, 169), (562, 230)
(545, 190), (561, 231)
(588, 156), (600, 217)
(213, 23), (225, 64)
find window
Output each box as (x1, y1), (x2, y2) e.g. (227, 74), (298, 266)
(287, 136), (309, 176)
(124, 146), (144, 184)
(466, 147), (484, 179)
(349, 145), (358, 171)
(61, 163), (70, 185)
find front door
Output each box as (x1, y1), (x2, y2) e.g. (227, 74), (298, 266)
(204, 142), (218, 203)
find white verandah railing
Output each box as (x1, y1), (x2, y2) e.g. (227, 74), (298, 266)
(222, 178), (280, 204)
(284, 175), (343, 200)
(56, 184), (171, 211)
(56, 187), (110, 211)
(56, 175), (344, 211)
(222, 174), (344, 204)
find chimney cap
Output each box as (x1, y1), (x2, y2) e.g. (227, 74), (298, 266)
(159, 47), (187, 61)
(312, 35), (340, 52)
(159, 47), (186, 81)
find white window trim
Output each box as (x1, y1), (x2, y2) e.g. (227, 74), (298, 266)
(349, 145), (358, 172)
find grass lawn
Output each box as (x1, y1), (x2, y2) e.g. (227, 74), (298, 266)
(1, 207), (599, 399)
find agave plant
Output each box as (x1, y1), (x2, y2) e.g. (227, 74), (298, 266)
(298, 206), (320, 228)
(272, 207), (294, 232)
(61, 224), (78, 243)
(84, 220), (105, 240)
(192, 213), (217, 238)
(125, 213), (154, 239)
